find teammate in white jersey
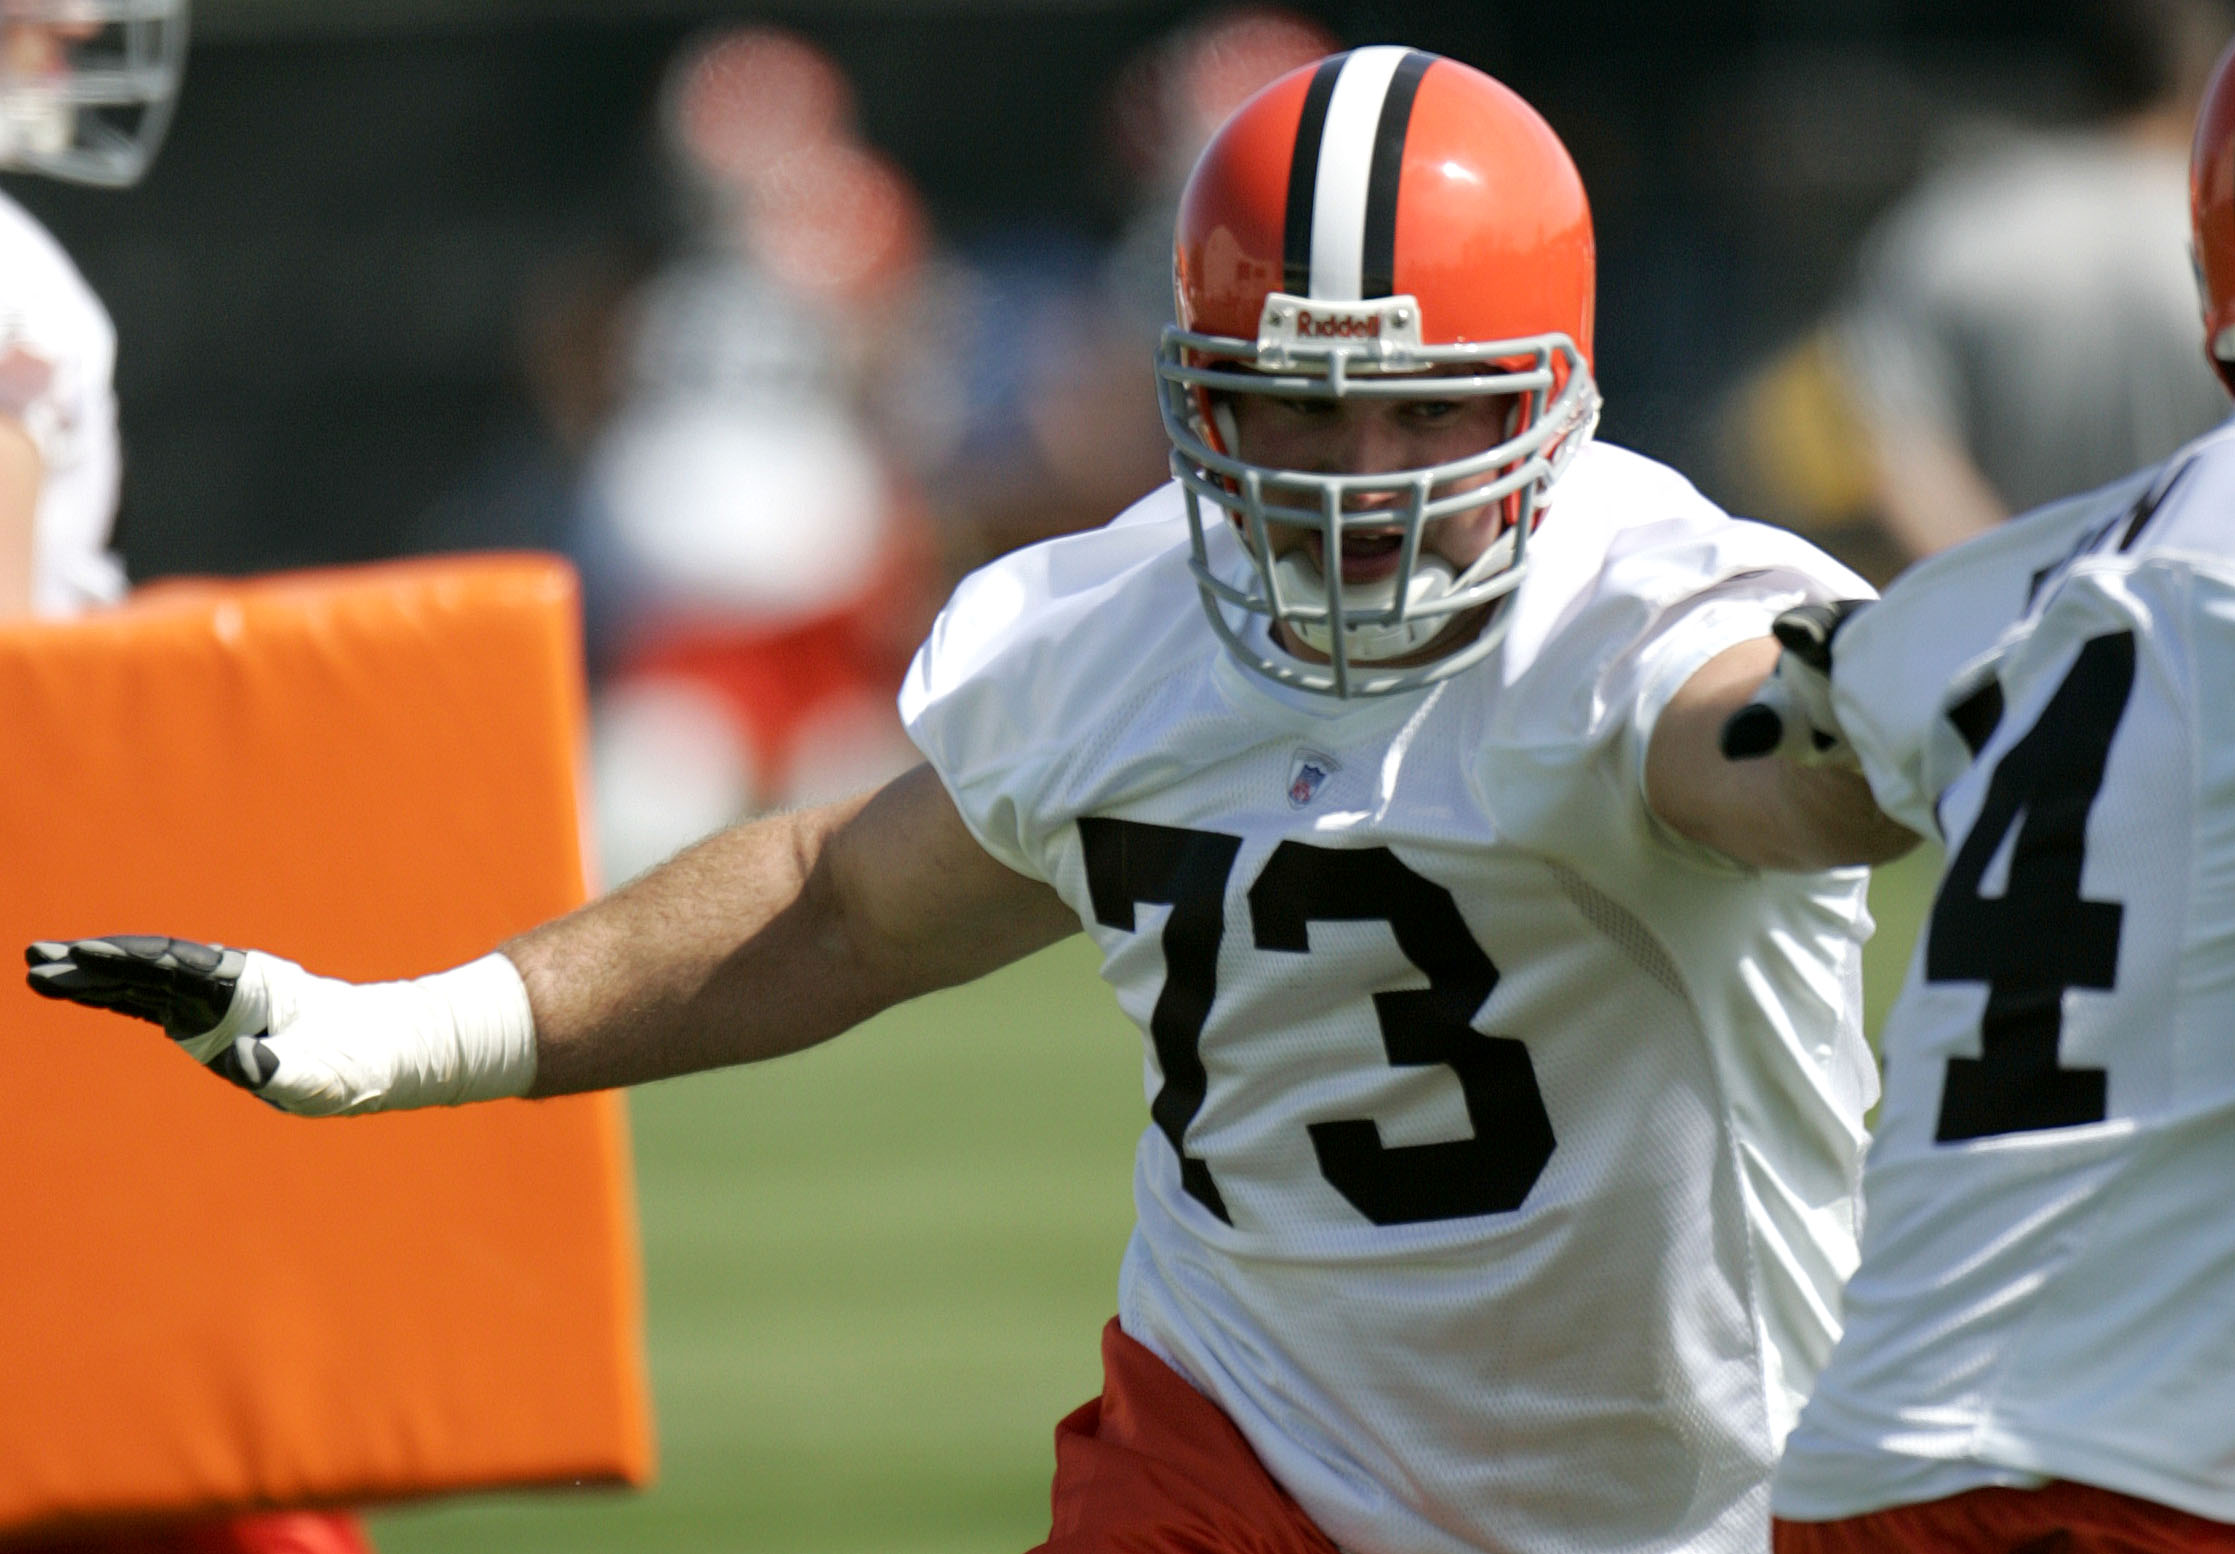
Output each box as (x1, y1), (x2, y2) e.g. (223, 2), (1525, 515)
(1734, 39), (2235, 1554)
(22, 50), (1915, 1554)
(0, 190), (124, 614)
(0, 0), (185, 617)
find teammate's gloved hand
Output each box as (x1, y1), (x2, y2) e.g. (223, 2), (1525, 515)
(1719, 600), (1871, 769)
(25, 935), (537, 1116)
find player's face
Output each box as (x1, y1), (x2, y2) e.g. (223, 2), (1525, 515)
(1224, 387), (1520, 590)
(1, 16), (98, 81)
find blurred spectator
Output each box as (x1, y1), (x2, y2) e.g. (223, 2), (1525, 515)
(1721, 0), (2233, 577)
(424, 13), (1342, 885)
(583, 26), (940, 884)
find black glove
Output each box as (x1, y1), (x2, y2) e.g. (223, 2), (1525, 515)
(26, 935), (278, 1088)
(1720, 600), (1871, 767)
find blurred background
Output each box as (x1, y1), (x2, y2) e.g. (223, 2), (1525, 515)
(18, 0), (2232, 864)
(9, 0), (2221, 1548)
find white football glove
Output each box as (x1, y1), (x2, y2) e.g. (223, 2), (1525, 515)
(1719, 600), (1870, 770)
(25, 935), (537, 1116)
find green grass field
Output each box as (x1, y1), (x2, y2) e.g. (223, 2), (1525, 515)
(369, 845), (1944, 1554)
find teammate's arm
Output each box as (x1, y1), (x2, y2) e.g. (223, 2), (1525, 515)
(516, 762), (1077, 1095)
(0, 413), (42, 617)
(1645, 635), (1919, 870)
(27, 763), (1081, 1109)
(1860, 413), (2007, 562)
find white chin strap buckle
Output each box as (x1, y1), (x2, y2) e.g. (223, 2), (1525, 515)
(1271, 522), (1519, 664)
(1275, 551), (1458, 662)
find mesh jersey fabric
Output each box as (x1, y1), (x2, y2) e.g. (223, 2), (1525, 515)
(0, 189), (124, 615)
(1778, 421), (2235, 1523)
(902, 442), (1877, 1554)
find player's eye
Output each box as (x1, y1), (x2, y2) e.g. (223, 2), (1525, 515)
(1403, 399), (1462, 422)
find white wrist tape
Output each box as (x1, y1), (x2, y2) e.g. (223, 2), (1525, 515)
(186, 951), (538, 1117)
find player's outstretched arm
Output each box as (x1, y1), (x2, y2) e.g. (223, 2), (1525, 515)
(512, 762), (1078, 1096)
(1646, 630), (1919, 871)
(26, 764), (1080, 1111)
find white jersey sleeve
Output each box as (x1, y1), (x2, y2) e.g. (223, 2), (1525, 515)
(905, 446), (1879, 1554)
(0, 190), (125, 616)
(1480, 443), (1879, 870)
(1778, 425), (2235, 1524)
(899, 494), (1205, 878)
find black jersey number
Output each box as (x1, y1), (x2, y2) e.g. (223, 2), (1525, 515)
(1079, 817), (1555, 1227)
(1925, 630), (2135, 1142)
(1077, 817), (1241, 1222)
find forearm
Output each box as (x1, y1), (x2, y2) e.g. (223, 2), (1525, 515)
(1659, 741), (1918, 871)
(1710, 761), (1918, 871)
(509, 797), (889, 1096)
(511, 765), (1081, 1096)
(1649, 635), (1920, 871)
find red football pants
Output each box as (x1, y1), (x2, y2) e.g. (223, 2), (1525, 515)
(2, 1514), (374, 1554)
(1776, 1481), (2235, 1554)
(1031, 1319), (1339, 1554)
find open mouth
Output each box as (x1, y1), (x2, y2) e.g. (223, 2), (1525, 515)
(1306, 528), (1407, 585)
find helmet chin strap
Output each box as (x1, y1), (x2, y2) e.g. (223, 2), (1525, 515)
(1270, 524), (1519, 664)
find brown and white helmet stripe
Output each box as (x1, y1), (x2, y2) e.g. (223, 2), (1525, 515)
(1281, 48), (1437, 302)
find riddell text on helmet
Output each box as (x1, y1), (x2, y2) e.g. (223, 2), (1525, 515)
(1293, 309), (1382, 339)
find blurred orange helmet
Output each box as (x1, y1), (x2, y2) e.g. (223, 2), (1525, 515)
(2193, 37), (2235, 395)
(1157, 47), (1599, 697)
(665, 26), (853, 192)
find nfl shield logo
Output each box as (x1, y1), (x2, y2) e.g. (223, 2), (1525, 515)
(1286, 748), (1340, 808)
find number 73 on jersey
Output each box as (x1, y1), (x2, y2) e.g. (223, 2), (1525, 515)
(1078, 817), (1558, 1228)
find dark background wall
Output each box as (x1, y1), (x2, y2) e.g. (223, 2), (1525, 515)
(0, 0), (2111, 583)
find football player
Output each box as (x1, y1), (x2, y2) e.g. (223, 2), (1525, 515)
(0, 0), (176, 616)
(0, 8), (373, 1554)
(26, 51), (1916, 1554)
(1733, 36), (2235, 1554)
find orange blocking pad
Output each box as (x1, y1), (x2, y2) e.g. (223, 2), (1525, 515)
(0, 556), (652, 1536)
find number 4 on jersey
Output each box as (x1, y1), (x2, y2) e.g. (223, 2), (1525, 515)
(1927, 631), (2134, 1142)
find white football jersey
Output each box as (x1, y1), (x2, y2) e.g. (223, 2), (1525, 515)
(0, 188), (124, 615)
(903, 443), (1878, 1554)
(1776, 420), (2235, 1524)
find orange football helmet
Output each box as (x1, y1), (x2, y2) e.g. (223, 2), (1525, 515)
(2193, 37), (2235, 396)
(1157, 47), (1598, 696)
